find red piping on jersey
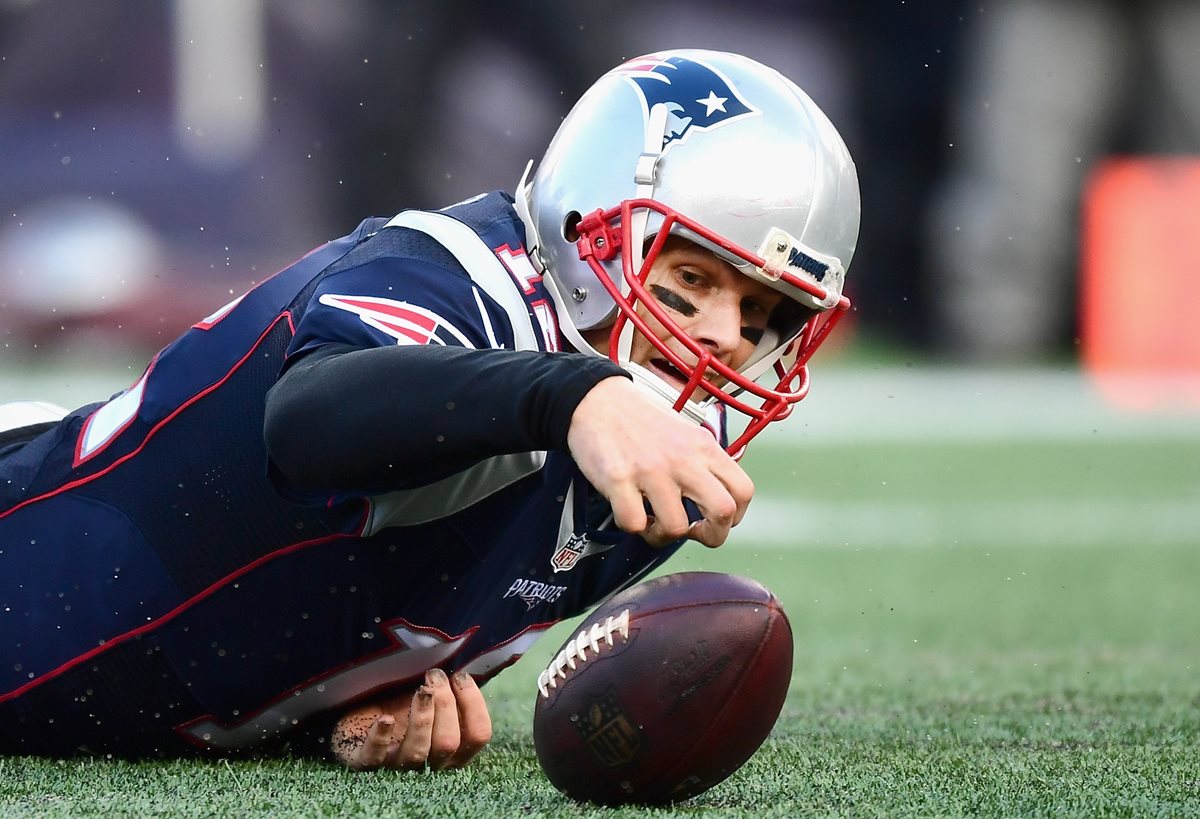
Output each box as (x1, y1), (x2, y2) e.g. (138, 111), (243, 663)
(463, 619), (555, 679)
(0, 519), (369, 703)
(466, 618), (559, 676)
(0, 307), (381, 702)
(71, 359), (158, 468)
(191, 293), (246, 330)
(1, 311), (299, 520)
(171, 617), (561, 749)
(172, 617), (481, 749)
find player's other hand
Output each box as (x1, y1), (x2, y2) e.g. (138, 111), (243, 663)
(567, 375), (753, 548)
(332, 668), (492, 772)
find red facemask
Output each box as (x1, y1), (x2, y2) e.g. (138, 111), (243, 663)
(574, 198), (851, 459)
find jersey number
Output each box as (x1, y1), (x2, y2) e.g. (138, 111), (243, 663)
(496, 245), (560, 352)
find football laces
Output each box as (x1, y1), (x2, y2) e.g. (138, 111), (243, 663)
(536, 609), (631, 698)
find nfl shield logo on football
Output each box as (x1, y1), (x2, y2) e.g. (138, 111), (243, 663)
(575, 687), (643, 768)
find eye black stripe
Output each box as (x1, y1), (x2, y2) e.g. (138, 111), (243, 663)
(648, 284), (697, 317)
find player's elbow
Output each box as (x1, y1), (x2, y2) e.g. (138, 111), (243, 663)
(263, 377), (324, 489)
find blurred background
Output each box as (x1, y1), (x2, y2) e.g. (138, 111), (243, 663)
(2, 0), (1199, 370)
(1, 0), (1198, 482)
(3, 0), (1200, 381)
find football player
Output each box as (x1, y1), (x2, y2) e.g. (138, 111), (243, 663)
(0, 49), (859, 770)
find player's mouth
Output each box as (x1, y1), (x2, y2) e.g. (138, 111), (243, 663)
(647, 357), (725, 401)
(647, 357), (688, 389)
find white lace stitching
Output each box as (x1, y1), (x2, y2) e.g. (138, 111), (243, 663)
(536, 609), (631, 698)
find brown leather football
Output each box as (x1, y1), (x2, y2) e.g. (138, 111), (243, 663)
(532, 571), (793, 805)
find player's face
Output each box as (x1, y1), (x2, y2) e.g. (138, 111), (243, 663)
(586, 237), (783, 400)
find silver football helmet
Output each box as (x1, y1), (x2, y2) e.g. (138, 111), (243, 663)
(515, 49), (860, 456)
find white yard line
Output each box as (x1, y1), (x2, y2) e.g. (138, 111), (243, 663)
(757, 367), (1200, 443)
(5, 363), (1195, 550)
(732, 368), (1200, 549)
(732, 496), (1200, 549)
(0, 364), (143, 408)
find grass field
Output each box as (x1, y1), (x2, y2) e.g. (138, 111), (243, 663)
(2, 363), (1199, 817)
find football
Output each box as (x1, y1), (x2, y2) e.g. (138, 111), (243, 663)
(532, 571), (793, 805)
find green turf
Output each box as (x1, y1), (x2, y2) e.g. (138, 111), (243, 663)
(3, 425), (1198, 816)
(745, 437), (1200, 503)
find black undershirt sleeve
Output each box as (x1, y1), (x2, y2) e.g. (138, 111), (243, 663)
(263, 343), (628, 497)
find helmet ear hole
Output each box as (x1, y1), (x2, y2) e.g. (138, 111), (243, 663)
(561, 211), (582, 242)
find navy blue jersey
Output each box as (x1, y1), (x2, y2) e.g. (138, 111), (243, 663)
(0, 192), (684, 757)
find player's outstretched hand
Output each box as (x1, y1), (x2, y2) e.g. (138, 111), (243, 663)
(567, 375), (753, 548)
(331, 668), (492, 772)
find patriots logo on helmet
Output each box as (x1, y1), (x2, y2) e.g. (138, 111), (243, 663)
(617, 54), (758, 152)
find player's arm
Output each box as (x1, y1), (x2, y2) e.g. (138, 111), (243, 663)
(266, 342), (751, 547)
(264, 343), (628, 496)
(331, 668), (492, 772)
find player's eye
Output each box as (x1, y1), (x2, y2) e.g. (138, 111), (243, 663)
(742, 298), (769, 319)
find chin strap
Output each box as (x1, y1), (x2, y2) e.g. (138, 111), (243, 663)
(623, 362), (710, 427)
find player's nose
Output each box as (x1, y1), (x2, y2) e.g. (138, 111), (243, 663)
(690, 297), (744, 362)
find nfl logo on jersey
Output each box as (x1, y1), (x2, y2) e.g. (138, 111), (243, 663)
(551, 532), (590, 573)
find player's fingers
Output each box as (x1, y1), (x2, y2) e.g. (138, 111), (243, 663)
(648, 516), (686, 547)
(607, 484), (650, 537)
(445, 670), (492, 769)
(685, 514), (733, 549)
(707, 457), (754, 527)
(646, 509), (733, 549)
(680, 472), (742, 548)
(348, 714), (395, 771)
(424, 669), (461, 771)
(388, 685), (435, 771)
(639, 480), (692, 547)
(642, 458), (743, 547)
